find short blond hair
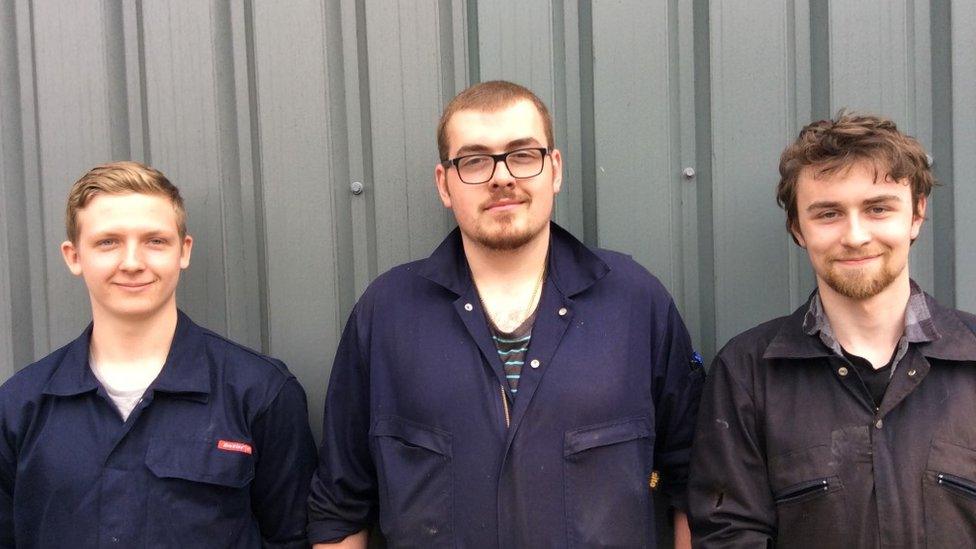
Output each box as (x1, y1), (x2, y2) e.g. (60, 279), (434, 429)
(65, 161), (186, 243)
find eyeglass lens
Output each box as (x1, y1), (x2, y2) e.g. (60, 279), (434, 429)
(457, 149), (545, 184)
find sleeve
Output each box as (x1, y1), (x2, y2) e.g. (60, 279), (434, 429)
(0, 395), (16, 548)
(651, 300), (705, 513)
(249, 375), (319, 548)
(307, 308), (377, 544)
(687, 354), (775, 547)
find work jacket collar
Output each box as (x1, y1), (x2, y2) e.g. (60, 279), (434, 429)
(416, 222), (610, 298)
(764, 283), (976, 363)
(43, 310), (211, 401)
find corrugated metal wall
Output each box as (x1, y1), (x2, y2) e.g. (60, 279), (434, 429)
(2, 1), (974, 440)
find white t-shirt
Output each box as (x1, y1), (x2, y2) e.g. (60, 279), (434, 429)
(89, 353), (160, 421)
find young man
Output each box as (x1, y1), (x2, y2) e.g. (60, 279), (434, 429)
(307, 81), (703, 548)
(0, 162), (317, 547)
(689, 113), (976, 547)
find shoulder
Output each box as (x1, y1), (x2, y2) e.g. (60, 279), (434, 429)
(714, 315), (792, 373)
(0, 342), (74, 419)
(591, 247), (675, 303)
(195, 324), (293, 382)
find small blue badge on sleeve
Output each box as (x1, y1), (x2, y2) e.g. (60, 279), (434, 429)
(690, 351), (704, 371)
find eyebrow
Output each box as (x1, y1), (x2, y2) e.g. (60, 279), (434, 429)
(453, 137), (544, 157)
(805, 194), (903, 212)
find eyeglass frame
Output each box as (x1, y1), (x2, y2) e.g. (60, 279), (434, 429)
(440, 147), (552, 185)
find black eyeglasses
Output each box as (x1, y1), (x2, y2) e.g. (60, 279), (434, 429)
(442, 147), (550, 184)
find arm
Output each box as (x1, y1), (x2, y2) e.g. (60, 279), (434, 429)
(307, 308), (378, 544)
(673, 510), (691, 549)
(651, 300), (705, 515)
(312, 529), (367, 549)
(687, 355), (775, 547)
(0, 398), (15, 548)
(249, 376), (318, 547)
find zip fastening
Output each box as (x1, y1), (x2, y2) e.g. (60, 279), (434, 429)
(938, 473), (976, 499)
(774, 478), (829, 504)
(500, 384), (510, 428)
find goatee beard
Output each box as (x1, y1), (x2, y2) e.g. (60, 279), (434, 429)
(822, 258), (900, 300)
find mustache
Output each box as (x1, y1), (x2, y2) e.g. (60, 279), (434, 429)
(828, 249), (886, 262)
(481, 191), (529, 209)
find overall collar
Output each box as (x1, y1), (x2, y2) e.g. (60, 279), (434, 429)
(764, 281), (976, 363)
(416, 222), (610, 298)
(43, 310), (211, 400)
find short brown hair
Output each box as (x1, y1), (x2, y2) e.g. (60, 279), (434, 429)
(436, 80), (554, 161)
(65, 161), (186, 243)
(777, 111), (934, 243)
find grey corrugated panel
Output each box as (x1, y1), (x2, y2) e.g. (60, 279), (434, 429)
(250, 0), (348, 435)
(591, 1), (684, 292)
(827, 0), (936, 293)
(142, 1), (233, 336)
(476, 1), (587, 235)
(953, 0), (976, 313)
(32, 1), (122, 348)
(365, 0), (456, 275)
(0, 0), (25, 378)
(708, 0), (800, 346)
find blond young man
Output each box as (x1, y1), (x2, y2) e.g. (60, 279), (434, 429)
(308, 81), (702, 548)
(0, 162), (316, 547)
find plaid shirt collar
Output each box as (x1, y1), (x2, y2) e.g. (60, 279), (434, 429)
(802, 279), (939, 366)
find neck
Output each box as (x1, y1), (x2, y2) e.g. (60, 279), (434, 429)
(89, 304), (178, 367)
(462, 225), (550, 289)
(817, 273), (911, 366)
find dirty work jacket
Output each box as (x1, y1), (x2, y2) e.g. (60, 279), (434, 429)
(688, 292), (976, 548)
(0, 311), (318, 548)
(308, 223), (703, 548)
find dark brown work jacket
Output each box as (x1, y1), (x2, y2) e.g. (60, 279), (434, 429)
(688, 293), (976, 548)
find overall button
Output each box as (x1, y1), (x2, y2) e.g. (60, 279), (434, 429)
(908, 368), (917, 377)
(529, 359), (540, 369)
(558, 307), (568, 316)
(464, 303), (473, 311)
(837, 367), (849, 376)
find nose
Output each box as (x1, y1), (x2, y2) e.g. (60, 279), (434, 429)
(489, 157), (515, 189)
(841, 215), (871, 248)
(119, 242), (145, 272)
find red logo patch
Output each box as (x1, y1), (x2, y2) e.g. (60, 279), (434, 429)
(217, 440), (253, 455)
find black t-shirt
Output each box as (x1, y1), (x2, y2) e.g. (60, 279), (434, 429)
(842, 348), (897, 407)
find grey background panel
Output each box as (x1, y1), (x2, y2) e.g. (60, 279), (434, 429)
(366, 0), (456, 274)
(0, 1), (972, 447)
(591, 0), (682, 292)
(708, 0), (799, 346)
(828, 0), (935, 293)
(953, 0), (976, 313)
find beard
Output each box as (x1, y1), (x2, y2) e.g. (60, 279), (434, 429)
(471, 212), (540, 250)
(821, 251), (902, 300)
(469, 191), (546, 251)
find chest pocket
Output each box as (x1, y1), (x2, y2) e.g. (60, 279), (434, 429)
(768, 444), (849, 548)
(922, 439), (976, 548)
(371, 416), (453, 548)
(144, 438), (256, 546)
(563, 416), (653, 548)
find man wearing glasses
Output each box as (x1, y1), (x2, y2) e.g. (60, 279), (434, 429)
(308, 80), (702, 548)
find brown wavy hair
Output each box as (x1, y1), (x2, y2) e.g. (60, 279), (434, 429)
(777, 111), (934, 244)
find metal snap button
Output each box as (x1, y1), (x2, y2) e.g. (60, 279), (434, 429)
(530, 359), (540, 369)
(464, 303), (473, 311)
(838, 367), (849, 376)
(908, 369), (917, 377)
(875, 419), (883, 429)
(558, 307), (568, 316)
